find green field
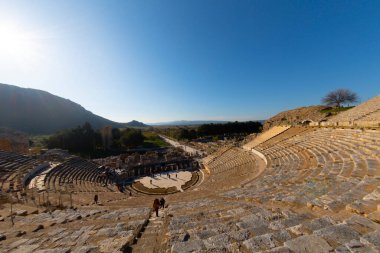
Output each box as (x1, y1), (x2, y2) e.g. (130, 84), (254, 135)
(30, 134), (51, 147)
(142, 131), (170, 148)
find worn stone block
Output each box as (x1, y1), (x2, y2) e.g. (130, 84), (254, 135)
(314, 224), (361, 246)
(243, 233), (279, 251)
(284, 234), (332, 253)
(360, 229), (380, 250)
(171, 240), (205, 253)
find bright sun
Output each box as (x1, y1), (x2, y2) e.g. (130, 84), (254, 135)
(0, 22), (38, 63)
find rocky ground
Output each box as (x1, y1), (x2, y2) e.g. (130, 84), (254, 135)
(263, 105), (329, 130)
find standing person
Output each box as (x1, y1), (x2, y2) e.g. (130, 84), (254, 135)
(94, 194), (98, 204)
(160, 197), (166, 209)
(153, 199), (160, 217)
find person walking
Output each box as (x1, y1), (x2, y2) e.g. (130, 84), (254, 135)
(160, 197), (166, 209)
(94, 194), (98, 205)
(153, 199), (160, 217)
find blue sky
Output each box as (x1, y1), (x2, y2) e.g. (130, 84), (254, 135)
(0, 0), (379, 123)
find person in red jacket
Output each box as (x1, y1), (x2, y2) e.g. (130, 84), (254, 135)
(153, 198), (160, 217)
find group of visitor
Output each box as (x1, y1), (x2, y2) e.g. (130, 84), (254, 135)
(153, 197), (166, 217)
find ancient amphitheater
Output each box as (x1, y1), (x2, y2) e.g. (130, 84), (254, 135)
(1, 96), (380, 253)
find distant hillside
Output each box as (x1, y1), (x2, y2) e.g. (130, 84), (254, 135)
(150, 120), (264, 126)
(264, 105), (329, 130)
(123, 120), (147, 128)
(0, 83), (145, 134)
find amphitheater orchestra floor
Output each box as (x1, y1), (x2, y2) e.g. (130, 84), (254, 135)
(136, 170), (192, 192)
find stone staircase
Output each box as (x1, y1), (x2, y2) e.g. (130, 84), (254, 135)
(128, 208), (166, 253)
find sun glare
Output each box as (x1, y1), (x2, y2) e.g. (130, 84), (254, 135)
(0, 22), (39, 64)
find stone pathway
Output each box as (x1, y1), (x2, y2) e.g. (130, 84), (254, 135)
(129, 208), (166, 252)
(159, 135), (204, 156)
(28, 163), (59, 190)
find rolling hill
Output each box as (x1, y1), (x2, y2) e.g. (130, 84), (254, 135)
(0, 83), (146, 134)
(149, 120), (265, 126)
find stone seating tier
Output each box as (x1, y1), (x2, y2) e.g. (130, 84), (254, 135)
(43, 158), (116, 193)
(327, 94), (380, 124)
(166, 198), (380, 252)
(1, 126), (380, 252)
(243, 125), (291, 150)
(0, 150), (40, 192)
(0, 206), (151, 252)
(223, 128), (380, 218)
(360, 109), (380, 122)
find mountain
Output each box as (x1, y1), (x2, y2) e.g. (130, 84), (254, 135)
(0, 83), (145, 134)
(149, 120), (228, 126)
(123, 120), (147, 128)
(149, 120), (265, 126)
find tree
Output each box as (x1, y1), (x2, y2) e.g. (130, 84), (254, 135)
(120, 128), (144, 148)
(177, 128), (197, 140)
(322, 89), (358, 108)
(44, 122), (100, 154)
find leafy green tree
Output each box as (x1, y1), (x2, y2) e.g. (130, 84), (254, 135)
(45, 122), (100, 153)
(197, 121), (262, 136)
(120, 128), (144, 148)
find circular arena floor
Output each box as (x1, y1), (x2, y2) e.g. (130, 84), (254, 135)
(136, 171), (192, 192)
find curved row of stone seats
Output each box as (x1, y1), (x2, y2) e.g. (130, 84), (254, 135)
(326, 94), (380, 125)
(0, 150), (41, 192)
(223, 128), (380, 219)
(359, 109), (380, 122)
(243, 125), (291, 150)
(255, 126), (312, 152)
(44, 158), (116, 193)
(301, 130), (376, 208)
(1, 206), (151, 252)
(166, 198), (380, 252)
(185, 147), (260, 196)
(276, 129), (379, 208)
(204, 147), (256, 174)
(202, 145), (232, 165)
(201, 162), (260, 194)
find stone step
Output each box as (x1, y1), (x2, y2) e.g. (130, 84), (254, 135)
(130, 244), (156, 253)
(367, 211), (380, 223)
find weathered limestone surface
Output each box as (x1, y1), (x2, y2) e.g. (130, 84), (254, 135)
(2, 122), (380, 252)
(360, 229), (380, 250)
(98, 233), (134, 252)
(284, 235), (332, 253)
(171, 240), (204, 253)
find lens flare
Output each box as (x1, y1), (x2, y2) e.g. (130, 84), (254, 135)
(0, 22), (39, 64)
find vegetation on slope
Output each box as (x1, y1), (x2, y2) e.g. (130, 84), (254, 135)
(43, 123), (168, 157)
(155, 121), (262, 140)
(0, 83), (147, 134)
(320, 106), (354, 116)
